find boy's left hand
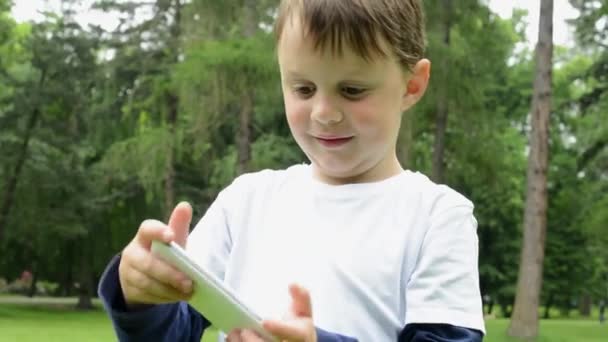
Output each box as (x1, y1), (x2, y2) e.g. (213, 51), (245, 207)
(226, 284), (317, 342)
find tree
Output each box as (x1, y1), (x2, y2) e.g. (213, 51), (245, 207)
(430, 0), (452, 183)
(175, 0), (280, 192)
(236, 0), (256, 175)
(508, 0), (554, 338)
(0, 1), (30, 243)
(93, 0), (189, 220)
(0, 0), (132, 307)
(417, 4), (527, 316)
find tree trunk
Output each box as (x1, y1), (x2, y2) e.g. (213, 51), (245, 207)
(0, 108), (41, 242)
(544, 293), (554, 319)
(237, 92), (253, 175)
(61, 240), (74, 296)
(507, 0), (553, 339)
(578, 294), (592, 317)
(27, 269), (38, 298)
(397, 111), (413, 169)
(500, 302), (512, 318)
(76, 238), (93, 310)
(487, 298), (495, 315)
(163, 0), (182, 220)
(0, 69), (46, 242)
(431, 0), (451, 184)
(164, 92), (178, 221)
(236, 0), (256, 176)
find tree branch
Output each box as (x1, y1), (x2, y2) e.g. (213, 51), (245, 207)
(578, 137), (608, 171)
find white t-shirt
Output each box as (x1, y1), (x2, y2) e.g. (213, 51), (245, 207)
(187, 164), (485, 340)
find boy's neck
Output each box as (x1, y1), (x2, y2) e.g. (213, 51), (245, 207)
(312, 154), (403, 185)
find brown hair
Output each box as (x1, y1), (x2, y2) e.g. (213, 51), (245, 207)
(274, 0), (425, 70)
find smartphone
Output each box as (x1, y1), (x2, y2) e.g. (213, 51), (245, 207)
(151, 240), (277, 341)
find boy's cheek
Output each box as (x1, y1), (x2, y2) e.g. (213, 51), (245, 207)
(285, 102), (311, 130)
(348, 97), (390, 123)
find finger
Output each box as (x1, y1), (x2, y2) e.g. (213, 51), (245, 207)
(263, 319), (309, 340)
(136, 219), (173, 248)
(240, 329), (265, 342)
(124, 285), (176, 305)
(168, 201), (192, 247)
(289, 284), (313, 317)
(125, 267), (191, 302)
(226, 329), (242, 342)
(133, 246), (193, 292)
(123, 272), (177, 305)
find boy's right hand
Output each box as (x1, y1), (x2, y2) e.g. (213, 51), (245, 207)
(118, 202), (194, 308)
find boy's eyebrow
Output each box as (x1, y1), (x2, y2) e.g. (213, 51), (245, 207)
(286, 70), (304, 78)
(283, 69), (374, 82)
(283, 71), (308, 80)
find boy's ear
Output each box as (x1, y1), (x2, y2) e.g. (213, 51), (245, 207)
(401, 58), (431, 112)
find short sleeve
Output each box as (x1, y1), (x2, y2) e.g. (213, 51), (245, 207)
(185, 172), (261, 282)
(186, 185), (235, 282)
(405, 203), (485, 334)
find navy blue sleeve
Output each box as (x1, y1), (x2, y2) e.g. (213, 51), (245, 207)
(98, 254), (211, 342)
(316, 327), (358, 341)
(399, 323), (483, 342)
(315, 323), (482, 342)
(98, 256), (481, 341)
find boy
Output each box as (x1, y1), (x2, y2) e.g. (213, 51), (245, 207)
(99, 0), (486, 341)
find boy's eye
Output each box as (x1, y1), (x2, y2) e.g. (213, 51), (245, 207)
(341, 86), (366, 98)
(293, 85), (316, 98)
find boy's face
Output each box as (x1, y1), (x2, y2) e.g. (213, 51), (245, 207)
(278, 17), (429, 184)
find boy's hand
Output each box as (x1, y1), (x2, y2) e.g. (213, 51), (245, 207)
(118, 202), (194, 307)
(226, 284), (317, 342)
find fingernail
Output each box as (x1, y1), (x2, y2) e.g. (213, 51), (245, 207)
(163, 231), (173, 241)
(181, 280), (192, 293)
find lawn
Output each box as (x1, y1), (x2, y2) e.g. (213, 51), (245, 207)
(0, 302), (115, 341)
(484, 319), (607, 342)
(0, 299), (606, 341)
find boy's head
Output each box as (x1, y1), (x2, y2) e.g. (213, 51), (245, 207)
(275, 0), (426, 72)
(274, 0), (430, 184)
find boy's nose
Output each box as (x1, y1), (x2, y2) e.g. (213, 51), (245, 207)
(311, 96), (344, 125)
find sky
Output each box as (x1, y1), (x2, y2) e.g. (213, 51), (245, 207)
(11, 0), (580, 47)
(488, 0), (579, 47)
(11, 0), (121, 30)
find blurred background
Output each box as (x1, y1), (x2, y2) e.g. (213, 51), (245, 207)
(0, 0), (606, 341)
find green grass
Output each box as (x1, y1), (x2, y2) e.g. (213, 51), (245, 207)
(0, 298), (221, 342)
(485, 319), (608, 342)
(0, 301), (606, 341)
(0, 303), (115, 342)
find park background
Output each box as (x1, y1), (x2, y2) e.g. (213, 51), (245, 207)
(0, 0), (607, 341)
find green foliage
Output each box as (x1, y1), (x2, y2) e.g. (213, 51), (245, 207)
(178, 35), (277, 84)
(250, 134), (305, 171)
(99, 126), (173, 201)
(569, 0), (608, 49)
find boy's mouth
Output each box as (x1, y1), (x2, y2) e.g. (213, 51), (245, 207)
(314, 136), (354, 148)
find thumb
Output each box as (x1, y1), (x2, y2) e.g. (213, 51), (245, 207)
(167, 201), (192, 248)
(288, 284), (313, 318)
